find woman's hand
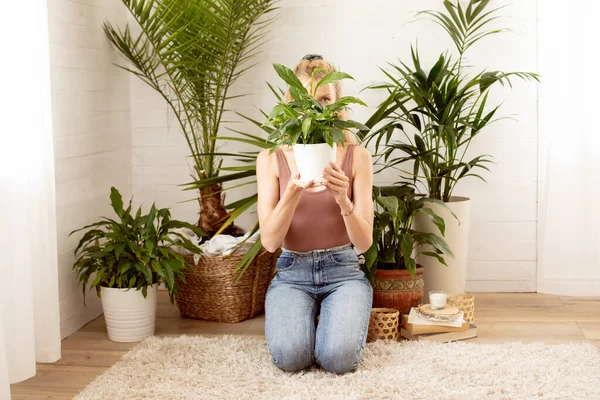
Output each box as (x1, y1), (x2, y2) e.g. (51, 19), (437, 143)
(287, 172), (319, 193)
(322, 161), (350, 204)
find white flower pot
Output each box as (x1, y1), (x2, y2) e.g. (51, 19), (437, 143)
(415, 197), (471, 303)
(293, 142), (337, 182)
(100, 283), (158, 342)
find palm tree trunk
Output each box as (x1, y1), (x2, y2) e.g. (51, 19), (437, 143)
(197, 184), (246, 238)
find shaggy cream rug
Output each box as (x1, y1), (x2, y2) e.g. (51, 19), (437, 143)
(74, 335), (600, 400)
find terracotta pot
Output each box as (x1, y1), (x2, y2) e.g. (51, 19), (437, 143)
(371, 267), (425, 315)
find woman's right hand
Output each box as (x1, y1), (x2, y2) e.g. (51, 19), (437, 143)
(287, 172), (321, 192)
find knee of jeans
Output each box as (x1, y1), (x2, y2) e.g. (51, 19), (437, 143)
(267, 339), (313, 372)
(315, 343), (362, 374)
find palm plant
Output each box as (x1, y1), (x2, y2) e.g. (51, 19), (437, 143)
(103, 0), (277, 237)
(362, 0), (539, 201)
(182, 116), (272, 278)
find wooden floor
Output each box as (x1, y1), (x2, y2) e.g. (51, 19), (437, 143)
(10, 292), (600, 399)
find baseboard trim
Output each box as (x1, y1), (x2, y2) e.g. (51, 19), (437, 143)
(537, 276), (600, 296)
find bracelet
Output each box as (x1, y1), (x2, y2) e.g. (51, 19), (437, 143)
(341, 202), (354, 216)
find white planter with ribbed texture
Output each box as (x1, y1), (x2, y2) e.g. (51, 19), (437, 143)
(415, 197), (471, 304)
(293, 142), (337, 183)
(100, 283), (158, 342)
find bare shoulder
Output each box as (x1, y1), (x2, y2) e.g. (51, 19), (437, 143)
(258, 147), (280, 162)
(353, 145), (373, 165)
(257, 148), (279, 177)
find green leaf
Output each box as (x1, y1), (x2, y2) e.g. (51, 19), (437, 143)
(377, 196), (399, 217)
(110, 187), (124, 218)
(153, 260), (166, 278)
(114, 243), (126, 259)
(401, 233), (414, 261)
(273, 63), (307, 94)
(422, 198), (460, 223)
(302, 117), (312, 136)
(420, 251), (449, 266)
(162, 258), (178, 290)
(118, 260), (132, 275)
(315, 71), (354, 91)
(419, 207), (446, 236)
(427, 54), (445, 87)
(165, 221), (206, 237)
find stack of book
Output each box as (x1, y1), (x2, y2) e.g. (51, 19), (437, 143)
(400, 307), (477, 342)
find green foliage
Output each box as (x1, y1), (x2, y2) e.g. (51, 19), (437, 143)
(363, 0), (539, 201)
(362, 185), (455, 282)
(263, 64), (370, 150)
(102, 0), (277, 232)
(178, 111), (275, 278)
(69, 187), (206, 304)
(180, 65), (370, 277)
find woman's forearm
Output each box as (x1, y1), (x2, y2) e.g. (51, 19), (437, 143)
(337, 196), (373, 254)
(260, 186), (303, 252)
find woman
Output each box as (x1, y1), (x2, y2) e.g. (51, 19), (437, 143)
(256, 54), (374, 374)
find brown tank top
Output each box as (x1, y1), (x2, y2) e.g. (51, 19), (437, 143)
(276, 144), (355, 251)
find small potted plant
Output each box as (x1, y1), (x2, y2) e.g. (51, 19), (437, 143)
(363, 185), (455, 315)
(262, 63), (370, 182)
(69, 187), (205, 342)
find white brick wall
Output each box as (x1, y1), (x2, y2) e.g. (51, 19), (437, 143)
(48, 0), (537, 336)
(129, 0), (538, 292)
(48, 0), (133, 339)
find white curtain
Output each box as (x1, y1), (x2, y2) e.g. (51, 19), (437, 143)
(0, 1), (62, 397)
(538, 1), (600, 295)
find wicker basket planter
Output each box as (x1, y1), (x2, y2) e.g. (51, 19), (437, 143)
(174, 248), (280, 323)
(367, 308), (400, 342)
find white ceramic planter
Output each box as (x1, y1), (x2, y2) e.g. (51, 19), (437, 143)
(100, 283), (158, 342)
(415, 197), (471, 303)
(293, 142), (337, 182)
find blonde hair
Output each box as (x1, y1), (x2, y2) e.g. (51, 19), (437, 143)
(285, 57), (360, 146)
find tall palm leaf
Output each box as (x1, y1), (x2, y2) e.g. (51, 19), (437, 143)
(103, 0), (278, 236)
(363, 0), (539, 201)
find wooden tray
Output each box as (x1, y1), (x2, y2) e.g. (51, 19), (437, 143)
(417, 304), (461, 321)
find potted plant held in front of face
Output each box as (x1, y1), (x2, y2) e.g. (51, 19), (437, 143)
(363, 185), (455, 315)
(262, 63), (370, 182)
(70, 187), (205, 342)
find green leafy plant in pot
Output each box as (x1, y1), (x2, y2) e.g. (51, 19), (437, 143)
(262, 63), (370, 183)
(363, 185), (454, 314)
(361, 0), (539, 300)
(69, 187), (205, 342)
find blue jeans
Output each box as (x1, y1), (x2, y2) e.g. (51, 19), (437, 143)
(265, 243), (373, 374)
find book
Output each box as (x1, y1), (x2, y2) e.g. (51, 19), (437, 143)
(402, 314), (470, 335)
(400, 324), (477, 342)
(406, 307), (466, 328)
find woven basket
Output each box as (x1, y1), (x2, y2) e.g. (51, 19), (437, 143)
(175, 248), (280, 323)
(447, 293), (475, 323)
(367, 308), (400, 342)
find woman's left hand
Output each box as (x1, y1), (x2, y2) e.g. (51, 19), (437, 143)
(321, 161), (350, 204)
